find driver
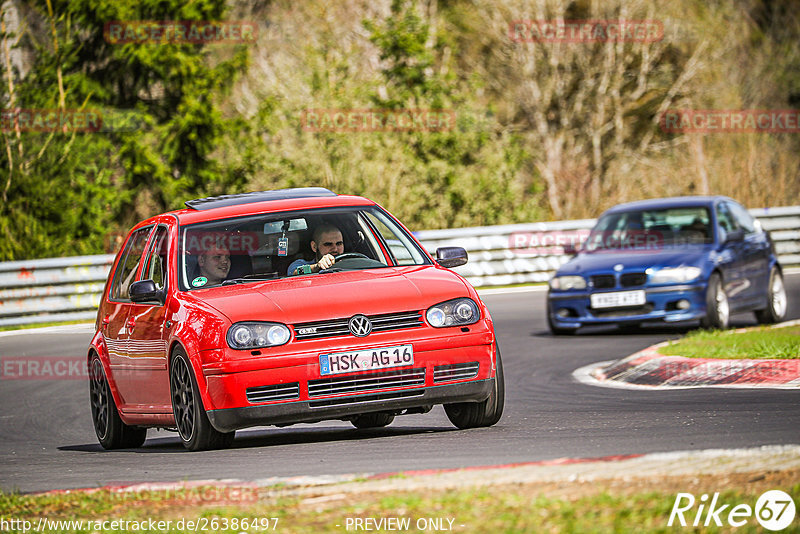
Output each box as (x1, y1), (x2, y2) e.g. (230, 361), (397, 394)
(288, 224), (344, 275)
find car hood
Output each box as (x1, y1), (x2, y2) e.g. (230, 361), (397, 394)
(557, 246), (711, 275)
(191, 266), (471, 324)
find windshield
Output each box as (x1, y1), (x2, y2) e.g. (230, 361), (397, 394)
(178, 206), (430, 290)
(584, 206), (713, 252)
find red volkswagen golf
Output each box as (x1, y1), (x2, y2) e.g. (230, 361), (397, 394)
(89, 188), (503, 450)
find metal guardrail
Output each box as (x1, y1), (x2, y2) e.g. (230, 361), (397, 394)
(0, 255), (115, 327)
(419, 206), (800, 287)
(1, 207), (798, 327)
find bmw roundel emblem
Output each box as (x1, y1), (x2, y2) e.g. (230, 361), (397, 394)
(348, 314), (373, 337)
(613, 263), (624, 272)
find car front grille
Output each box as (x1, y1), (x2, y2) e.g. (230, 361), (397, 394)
(433, 362), (479, 383)
(590, 304), (654, 318)
(620, 272), (647, 287)
(246, 382), (300, 404)
(307, 367), (426, 397)
(293, 311), (424, 340)
(590, 275), (616, 289)
(308, 389), (425, 409)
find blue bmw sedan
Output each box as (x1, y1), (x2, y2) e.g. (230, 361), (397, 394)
(547, 196), (787, 334)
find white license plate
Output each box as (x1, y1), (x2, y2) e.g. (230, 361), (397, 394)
(319, 344), (414, 376)
(590, 290), (646, 309)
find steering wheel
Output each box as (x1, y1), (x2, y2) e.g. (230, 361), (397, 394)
(334, 252), (370, 262)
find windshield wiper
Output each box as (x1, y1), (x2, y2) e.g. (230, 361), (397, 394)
(222, 273), (280, 285)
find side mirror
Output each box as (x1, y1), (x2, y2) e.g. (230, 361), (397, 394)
(562, 242), (580, 255)
(435, 247), (468, 268)
(724, 228), (745, 244)
(130, 279), (164, 303)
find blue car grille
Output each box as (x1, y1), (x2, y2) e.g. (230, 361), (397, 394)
(590, 304), (654, 317)
(590, 272), (647, 289)
(591, 274), (616, 289)
(620, 272), (647, 287)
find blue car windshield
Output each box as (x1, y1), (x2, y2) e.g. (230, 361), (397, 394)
(584, 207), (713, 252)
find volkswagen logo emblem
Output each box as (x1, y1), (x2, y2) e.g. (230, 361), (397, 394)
(348, 314), (373, 337)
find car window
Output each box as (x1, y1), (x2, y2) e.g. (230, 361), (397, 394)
(110, 226), (152, 301)
(363, 211), (426, 266)
(178, 207), (430, 290)
(585, 207), (712, 251)
(726, 201), (756, 234)
(715, 203), (739, 240)
(144, 225), (169, 292)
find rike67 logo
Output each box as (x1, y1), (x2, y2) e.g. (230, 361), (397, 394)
(669, 490), (796, 531)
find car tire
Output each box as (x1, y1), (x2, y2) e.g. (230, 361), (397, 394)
(89, 356), (147, 450)
(547, 311), (577, 336)
(170, 348), (235, 451)
(444, 345), (505, 429)
(755, 267), (788, 324)
(351, 412), (395, 429)
(701, 272), (729, 329)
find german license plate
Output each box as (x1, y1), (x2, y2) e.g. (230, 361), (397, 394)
(590, 290), (646, 309)
(319, 344), (414, 376)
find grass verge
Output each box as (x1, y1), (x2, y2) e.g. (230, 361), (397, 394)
(0, 320), (92, 332)
(660, 324), (800, 360)
(0, 470), (797, 533)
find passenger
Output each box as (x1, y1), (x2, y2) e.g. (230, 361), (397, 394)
(197, 244), (231, 286)
(688, 217), (708, 237)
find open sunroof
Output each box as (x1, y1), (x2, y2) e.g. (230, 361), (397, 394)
(185, 188), (337, 210)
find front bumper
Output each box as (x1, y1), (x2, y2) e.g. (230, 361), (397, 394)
(207, 378), (493, 432)
(548, 283), (708, 328)
(198, 327), (496, 431)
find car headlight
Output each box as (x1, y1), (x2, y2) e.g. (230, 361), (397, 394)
(549, 275), (587, 290)
(647, 266), (702, 284)
(227, 322), (291, 349)
(426, 298), (480, 327)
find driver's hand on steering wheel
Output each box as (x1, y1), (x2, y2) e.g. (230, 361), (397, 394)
(315, 253), (336, 271)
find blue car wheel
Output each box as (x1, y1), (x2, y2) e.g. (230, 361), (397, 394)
(755, 267), (787, 324)
(701, 272), (729, 329)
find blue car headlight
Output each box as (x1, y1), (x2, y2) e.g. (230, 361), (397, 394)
(426, 298), (480, 327)
(227, 322), (291, 349)
(549, 275), (587, 290)
(647, 266), (701, 284)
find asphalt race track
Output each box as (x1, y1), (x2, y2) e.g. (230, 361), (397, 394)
(2, 274), (799, 493)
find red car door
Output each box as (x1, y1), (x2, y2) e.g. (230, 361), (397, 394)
(101, 225), (153, 408)
(125, 224), (173, 411)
